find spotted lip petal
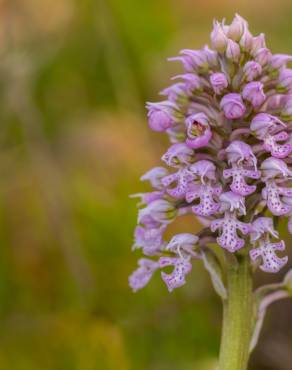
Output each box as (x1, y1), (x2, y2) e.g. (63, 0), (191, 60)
(162, 168), (194, 199)
(133, 225), (166, 255)
(211, 213), (251, 252)
(249, 241), (288, 273)
(263, 132), (292, 159)
(223, 167), (260, 196)
(262, 181), (292, 216)
(129, 259), (159, 292)
(186, 184), (222, 216)
(159, 257), (192, 292)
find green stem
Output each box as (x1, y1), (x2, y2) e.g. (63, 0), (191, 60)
(219, 254), (254, 370)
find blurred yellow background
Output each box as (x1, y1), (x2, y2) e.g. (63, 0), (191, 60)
(0, 0), (291, 369)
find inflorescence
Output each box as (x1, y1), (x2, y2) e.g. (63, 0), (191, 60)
(129, 14), (292, 293)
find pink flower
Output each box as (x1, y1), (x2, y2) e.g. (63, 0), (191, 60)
(242, 81), (266, 107)
(220, 93), (246, 119)
(250, 241), (288, 273)
(211, 213), (251, 252)
(228, 14), (247, 41)
(210, 20), (228, 51)
(129, 259), (159, 292)
(243, 61), (262, 81)
(185, 113), (212, 149)
(147, 102), (177, 131)
(225, 141), (257, 168)
(278, 68), (292, 91)
(210, 72), (228, 94)
(226, 39), (240, 62)
(159, 256), (192, 292)
(254, 48), (271, 66)
(223, 167), (260, 196)
(131, 15), (292, 296)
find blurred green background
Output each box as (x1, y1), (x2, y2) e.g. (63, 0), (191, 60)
(0, 0), (291, 369)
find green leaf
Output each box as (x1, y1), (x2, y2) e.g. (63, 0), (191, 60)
(201, 248), (227, 300)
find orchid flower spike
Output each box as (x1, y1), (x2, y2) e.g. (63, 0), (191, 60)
(131, 14), (292, 294)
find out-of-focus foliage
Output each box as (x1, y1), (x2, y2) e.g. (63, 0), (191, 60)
(0, 0), (291, 369)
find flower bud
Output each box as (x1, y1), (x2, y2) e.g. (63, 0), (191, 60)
(160, 83), (187, 102)
(281, 97), (292, 120)
(220, 93), (246, 119)
(277, 68), (292, 92)
(243, 61), (262, 81)
(179, 49), (208, 72)
(147, 102), (176, 131)
(270, 54), (292, 70)
(203, 45), (218, 68)
(226, 39), (240, 62)
(242, 81), (266, 107)
(171, 74), (202, 92)
(148, 110), (172, 131)
(210, 21), (228, 52)
(254, 48), (272, 66)
(239, 27), (253, 51)
(210, 72), (228, 94)
(228, 14), (247, 41)
(251, 33), (266, 55)
(168, 55), (194, 72)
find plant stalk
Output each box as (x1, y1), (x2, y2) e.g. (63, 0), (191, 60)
(218, 253), (254, 370)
